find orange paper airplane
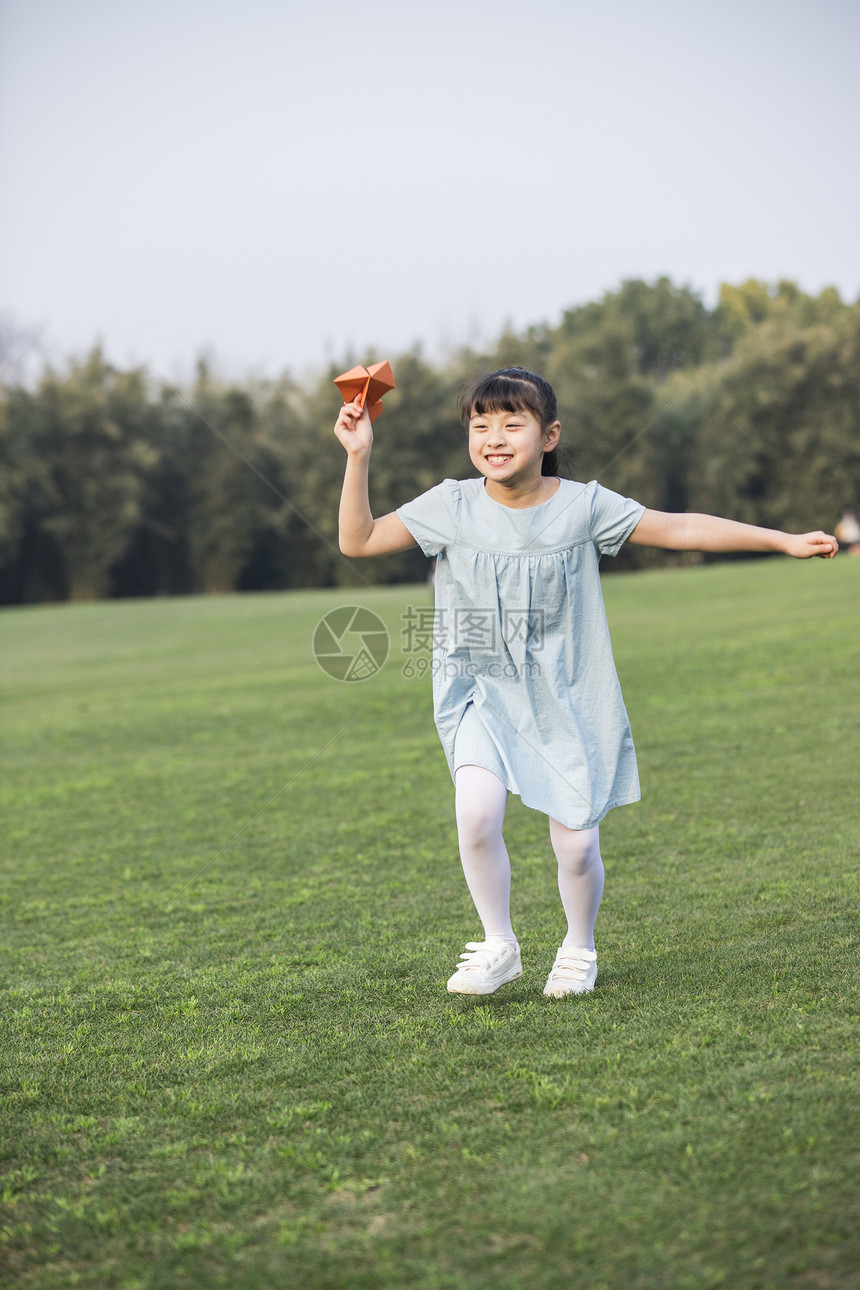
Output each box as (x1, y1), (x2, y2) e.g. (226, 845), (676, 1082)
(334, 360), (396, 423)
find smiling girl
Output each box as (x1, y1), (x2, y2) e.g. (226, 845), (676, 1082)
(334, 367), (837, 998)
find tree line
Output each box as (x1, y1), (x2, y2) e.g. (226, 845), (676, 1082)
(1, 276), (858, 604)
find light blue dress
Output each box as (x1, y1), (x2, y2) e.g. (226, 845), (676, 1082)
(396, 477), (646, 830)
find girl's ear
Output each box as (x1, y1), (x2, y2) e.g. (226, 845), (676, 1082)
(544, 420), (561, 451)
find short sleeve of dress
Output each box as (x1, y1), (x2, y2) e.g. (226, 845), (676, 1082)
(588, 481), (647, 557)
(396, 479), (461, 557)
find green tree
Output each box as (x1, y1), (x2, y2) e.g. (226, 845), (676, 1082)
(689, 307), (860, 533)
(546, 313), (656, 500)
(4, 275), (857, 603)
(162, 362), (287, 595)
(552, 278), (718, 377)
(241, 373), (340, 591)
(612, 277), (714, 376)
(20, 349), (158, 600)
(0, 394), (22, 554)
(712, 279), (849, 348)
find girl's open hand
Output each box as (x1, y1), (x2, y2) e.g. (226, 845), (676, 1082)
(334, 400), (373, 456)
(785, 531), (839, 559)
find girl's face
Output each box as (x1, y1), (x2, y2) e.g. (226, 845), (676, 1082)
(468, 406), (560, 487)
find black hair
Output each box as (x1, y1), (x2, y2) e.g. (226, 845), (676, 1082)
(460, 367), (561, 476)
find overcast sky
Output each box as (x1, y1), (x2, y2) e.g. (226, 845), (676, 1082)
(1, 0), (858, 382)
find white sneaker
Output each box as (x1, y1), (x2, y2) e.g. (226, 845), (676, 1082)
(446, 938), (522, 995)
(543, 946), (597, 997)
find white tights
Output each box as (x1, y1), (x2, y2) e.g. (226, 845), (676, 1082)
(454, 764), (604, 950)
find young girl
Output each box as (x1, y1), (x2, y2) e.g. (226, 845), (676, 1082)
(334, 367), (837, 999)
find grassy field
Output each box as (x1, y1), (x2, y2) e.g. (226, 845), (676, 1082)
(1, 558), (858, 1289)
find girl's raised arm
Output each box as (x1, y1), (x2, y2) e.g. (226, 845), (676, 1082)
(334, 400), (418, 558)
(628, 510), (838, 560)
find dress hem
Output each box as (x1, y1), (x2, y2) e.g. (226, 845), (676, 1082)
(448, 753), (640, 830)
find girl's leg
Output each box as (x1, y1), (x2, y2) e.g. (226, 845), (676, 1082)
(548, 819), (604, 951)
(454, 764), (516, 945)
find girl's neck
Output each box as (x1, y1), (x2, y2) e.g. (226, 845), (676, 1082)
(483, 475), (560, 510)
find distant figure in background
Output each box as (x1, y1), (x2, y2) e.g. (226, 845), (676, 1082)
(834, 508), (860, 555)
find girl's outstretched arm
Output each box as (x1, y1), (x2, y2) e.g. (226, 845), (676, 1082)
(334, 400), (417, 557)
(628, 510), (838, 559)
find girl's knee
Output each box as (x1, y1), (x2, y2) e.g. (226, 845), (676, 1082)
(551, 822), (601, 876)
(456, 798), (504, 849)
(454, 766), (507, 849)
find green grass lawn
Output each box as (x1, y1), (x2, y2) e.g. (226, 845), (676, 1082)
(1, 558), (858, 1289)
